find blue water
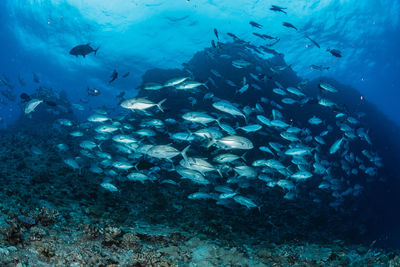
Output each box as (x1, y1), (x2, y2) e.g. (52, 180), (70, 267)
(1, 0), (400, 251)
(1, 0), (399, 127)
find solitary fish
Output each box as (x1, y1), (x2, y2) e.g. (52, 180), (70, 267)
(121, 98), (166, 112)
(270, 5), (287, 14)
(109, 69), (118, 84)
(69, 43), (99, 57)
(249, 21), (263, 29)
(305, 35), (320, 48)
(327, 48), (342, 58)
(311, 65), (330, 71)
(214, 28), (219, 40)
(24, 99), (43, 114)
(282, 22), (297, 31)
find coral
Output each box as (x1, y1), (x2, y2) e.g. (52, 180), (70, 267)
(131, 251), (176, 267)
(81, 223), (100, 240)
(29, 226), (47, 241)
(121, 232), (140, 249)
(38, 245), (55, 258)
(0, 222), (23, 245)
(36, 207), (59, 226)
(101, 226), (122, 246)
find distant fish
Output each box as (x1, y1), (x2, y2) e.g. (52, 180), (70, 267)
(122, 72), (130, 78)
(18, 75), (26, 86)
(253, 32), (277, 40)
(20, 93), (31, 103)
(214, 28), (219, 40)
(305, 35), (320, 48)
(270, 5), (287, 14)
(327, 48), (342, 58)
(117, 91), (125, 99)
(249, 21), (263, 29)
(69, 43), (99, 57)
(282, 22), (297, 31)
(24, 99), (43, 114)
(227, 32), (239, 40)
(44, 100), (57, 107)
(109, 69), (118, 84)
(311, 65), (330, 71)
(33, 73), (40, 83)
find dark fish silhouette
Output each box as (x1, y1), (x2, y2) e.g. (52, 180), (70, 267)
(253, 32), (277, 40)
(117, 91), (125, 98)
(33, 73), (40, 83)
(18, 75), (26, 86)
(214, 28), (219, 40)
(327, 48), (342, 58)
(310, 64), (330, 71)
(109, 69), (118, 84)
(20, 93), (31, 102)
(211, 40), (216, 48)
(270, 5), (287, 14)
(69, 43), (99, 57)
(249, 21), (263, 29)
(305, 35), (320, 48)
(122, 72), (130, 78)
(44, 100), (57, 107)
(282, 22), (297, 31)
(227, 32), (240, 41)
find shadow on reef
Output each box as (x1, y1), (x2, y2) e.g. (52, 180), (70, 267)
(1, 42), (400, 256)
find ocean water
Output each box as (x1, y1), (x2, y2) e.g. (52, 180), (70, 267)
(1, 1), (400, 266)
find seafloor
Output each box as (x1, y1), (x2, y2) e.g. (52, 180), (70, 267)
(0, 129), (399, 267)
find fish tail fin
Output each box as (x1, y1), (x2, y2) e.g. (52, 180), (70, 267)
(98, 142), (103, 152)
(206, 134), (216, 149)
(217, 168), (223, 178)
(134, 162), (140, 171)
(240, 152), (247, 162)
(181, 145), (190, 162)
(94, 46), (100, 55)
(216, 117), (222, 128)
(156, 98), (166, 112)
(203, 81), (209, 90)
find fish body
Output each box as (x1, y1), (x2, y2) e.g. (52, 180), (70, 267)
(327, 48), (342, 57)
(249, 21), (263, 28)
(282, 22), (297, 30)
(330, 138), (344, 154)
(270, 5), (287, 14)
(213, 100), (245, 119)
(25, 99), (43, 114)
(69, 43), (99, 57)
(215, 135), (254, 150)
(121, 98), (166, 112)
